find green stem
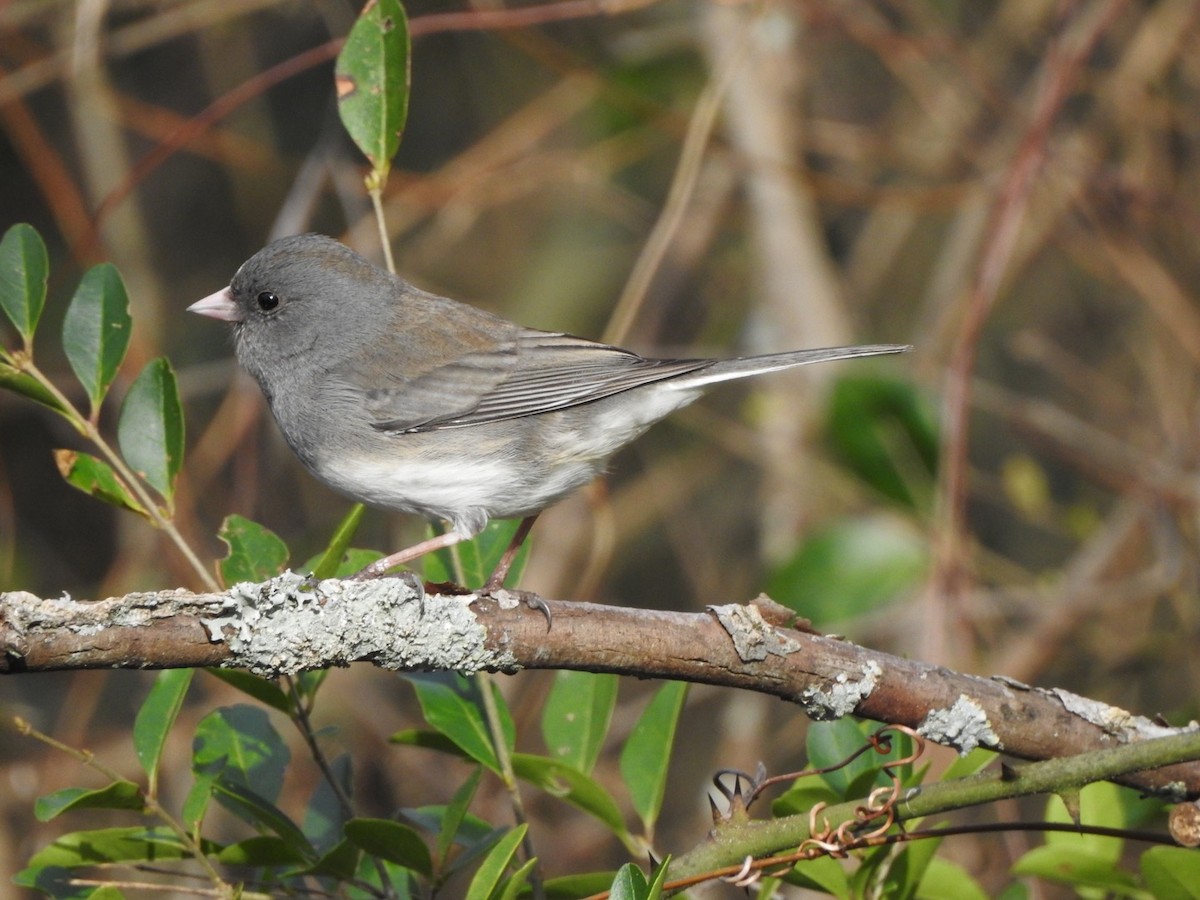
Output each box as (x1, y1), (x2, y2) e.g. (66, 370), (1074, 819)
(20, 359), (219, 592)
(15, 717), (237, 898)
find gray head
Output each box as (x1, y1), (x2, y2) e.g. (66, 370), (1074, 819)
(189, 234), (397, 389)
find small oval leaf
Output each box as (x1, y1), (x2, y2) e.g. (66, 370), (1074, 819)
(63, 263), (132, 413)
(0, 223), (49, 346)
(117, 357), (184, 502)
(336, 0), (411, 174)
(54, 449), (148, 517)
(218, 514), (289, 585)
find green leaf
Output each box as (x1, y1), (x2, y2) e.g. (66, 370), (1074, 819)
(212, 778), (315, 861)
(767, 513), (927, 627)
(940, 747), (997, 782)
(619, 681), (688, 834)
(825, 374), (938, 510)
(917, 857), (989, 900)
(1140, 846), (1200, 900)
(425, 518), (530, 588)
(217, 835), (308, 867)
(34, 782), (145, 821)
(512, 754), (627, 837)
(204, 668), (292, 715)
(1011, 845), (1137, 891)
(785, 854), (851, 899)
(54, 449), (148, 517)
(309, 503), (365, 579)
(336, 0), (411, 175)
(1044, 781), (1126, 861)
(303, 837), (361, 879)
(608, 863), (651, 900)
(0, 222), (49, 346)
(117, 357), (184, 502)
(465, 824), (527, 900)
(192, 705), (290, 802)
(18, 826), (190, 874)
(344, 818), (433, 875)
(0, 361), (71, 415)
(218, 514), (289, 585)
(133, 668), (193, 789)
(498, 856), (538, 900)
(807, 718), (883, 797)
(62, 262), (132, 413)
(542, 670), (617, 775)
(543, 873), (623, 899)
(437, 767), (483, 866)
(406, 674), (513, 774)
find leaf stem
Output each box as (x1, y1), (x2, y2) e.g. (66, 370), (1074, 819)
(18, 357), (218, 592)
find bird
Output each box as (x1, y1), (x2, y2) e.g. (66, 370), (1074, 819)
(189, 233), (909, 586)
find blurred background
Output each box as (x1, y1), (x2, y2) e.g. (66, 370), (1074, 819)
(2, 0), (1199, 892)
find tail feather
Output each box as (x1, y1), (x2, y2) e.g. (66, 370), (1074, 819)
(673, 343), (911, 390)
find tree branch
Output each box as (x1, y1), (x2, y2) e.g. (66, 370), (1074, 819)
(3, 574), (1197, 797)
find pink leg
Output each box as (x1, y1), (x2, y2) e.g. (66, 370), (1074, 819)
(352, 530), (465, 580)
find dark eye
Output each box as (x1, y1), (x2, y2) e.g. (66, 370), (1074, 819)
(256, 291), (280, 312)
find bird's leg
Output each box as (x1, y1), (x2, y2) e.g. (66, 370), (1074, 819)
(351, 530), (465, 580)
(483, 515), (539, 591)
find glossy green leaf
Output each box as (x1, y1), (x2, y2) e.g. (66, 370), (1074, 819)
(437, 767), (483, 866)
(1140, 846), (1200, 900)
(406, 674), (513, 773)
(34, 782), (145, 821)
(54, 449), (148, 517)
(512, 754), (627, 836)
(336, 0), (410, 175)
(217, 835), (308, 867)
(344, 818), (432, 874)
(309, 503), (365, 579)
(425, 518), (529, 588)
(192, 705), (290, 802)
(204, 668), (292, 715)
(542, 670), (617, 775)
(608, 863), (651, 900)
(771, 778), (842, 818)
(0, 361), (71, 415)
(182, 761), (218, 828)
(0, 223), (49, 346)
(133, 668), (193, 788)
(218, 514), (289, 585)
(464, 823), (527, 900)
(825, 374), (938, 509)
(767, 513), (927, 626)
(63, 262), (131, 413)
(117, 356), (184, 502)
(619, 681), (687, 833)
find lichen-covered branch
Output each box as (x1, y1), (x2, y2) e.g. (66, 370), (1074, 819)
(2, 574), (1197, 796)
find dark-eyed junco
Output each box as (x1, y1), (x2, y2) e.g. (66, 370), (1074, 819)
(189, 234), (909, 583)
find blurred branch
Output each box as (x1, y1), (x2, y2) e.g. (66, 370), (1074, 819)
(928, 0), (1130, 661)
(3, 577), (1198, 797)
